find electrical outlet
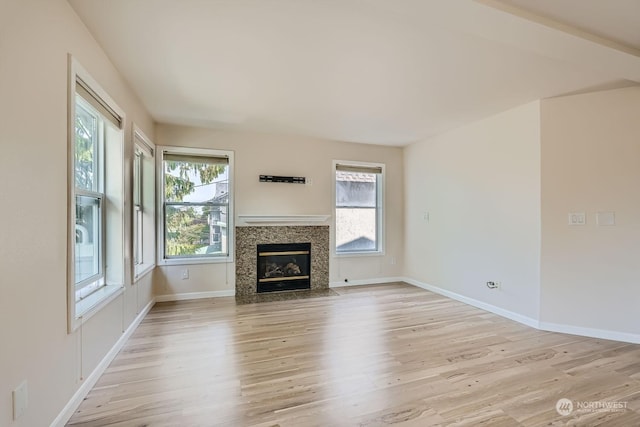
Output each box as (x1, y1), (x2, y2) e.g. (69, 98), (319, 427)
(13, 381), (28, 420)
(181, 269), (189, 280)
(486, 281), (499, 289)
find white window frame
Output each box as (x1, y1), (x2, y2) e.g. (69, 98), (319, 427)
(134, 147), (142, 264)
(157, 146), (234, 266)
(74, 97), (105, 296)
(133, 125), (156, 280)
(333, 160), (385, 256)
(68, 56), (125, 332)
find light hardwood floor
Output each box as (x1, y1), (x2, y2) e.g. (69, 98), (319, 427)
(68, 283), (640, 426)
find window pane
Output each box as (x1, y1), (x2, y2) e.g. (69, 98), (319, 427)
(134, 207), (142, 265)
(133, 151), (142, 206)
(164, 158), (229, 203)
(75, 98), (98, 191)
(165, 204), (228, 257)
(75, 195), (101, 284)
(336, 170), (378, 252)
(336, 208), (377, 251)
(336, 171), (377, 207)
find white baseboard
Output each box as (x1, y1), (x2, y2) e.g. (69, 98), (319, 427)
(330, 277), (405, 288)
(538, 321), (640, 344)
(402, 277), (640, 344)
(155, 289), (235, 302)
(51, 298), (156, 427)
(402, 277), (540, 329)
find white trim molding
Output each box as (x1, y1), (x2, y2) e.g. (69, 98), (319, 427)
(402, 277), (640, 344)
(330, 277), (405, 288)
(237, 214), (331, 226)
(538, 321), (640, 345)
(155, 290), (235, 302)
(403, 277), (539, 329)
(332, 159), (385, 256)
(156, 146), (235, 267)
(67, 55), (127, 333)
(51, 298), (155, 427)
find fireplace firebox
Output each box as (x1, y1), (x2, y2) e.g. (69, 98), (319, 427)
(257, 242), (311, 293)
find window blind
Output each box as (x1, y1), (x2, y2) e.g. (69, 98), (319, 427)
(336, 164), (382, 174)
(76, 78), (122, 128)
(163, 153), (229, 165)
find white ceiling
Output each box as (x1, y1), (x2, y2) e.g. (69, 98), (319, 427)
(497, 0), (640, 51)
(68, 0), (640, 146)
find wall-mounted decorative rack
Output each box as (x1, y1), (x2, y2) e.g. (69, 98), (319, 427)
(259, 175), (306, 184)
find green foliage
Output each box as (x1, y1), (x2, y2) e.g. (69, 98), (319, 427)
(165, 206), (210, 256)
(74, 110), (96, 190)
(164, 161), (225, 202)
(74, 105), (98, 243)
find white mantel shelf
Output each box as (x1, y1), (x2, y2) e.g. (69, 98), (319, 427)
(237, 215), (331, 226)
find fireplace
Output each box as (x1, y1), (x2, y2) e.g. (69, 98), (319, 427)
(235, 226), (329, 297)
(257, 242), (311, 293)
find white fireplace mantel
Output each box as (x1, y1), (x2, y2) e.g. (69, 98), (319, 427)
(237, 214), (331, 226)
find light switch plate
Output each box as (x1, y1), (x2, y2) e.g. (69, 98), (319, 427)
(568, 212), (586, 226)
(596, 211), (615, 226)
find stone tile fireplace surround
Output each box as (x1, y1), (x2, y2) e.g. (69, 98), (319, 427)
(235, 225), (330, 296)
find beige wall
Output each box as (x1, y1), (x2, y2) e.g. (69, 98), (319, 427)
(404, 89), (640, 342)
(154, 124), (404, 294)
(540, 87), (640, 337)
(0, 1), (154, 425)
(404, 101), (541, 320)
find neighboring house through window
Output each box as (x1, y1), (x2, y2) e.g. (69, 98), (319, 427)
(334, 161), (384, 254)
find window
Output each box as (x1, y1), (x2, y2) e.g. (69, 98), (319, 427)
(158, 147), (234, 264)
(68, 57), (125, 331)
(133, 148), (142, 264)
(334, 161), (384, 254)
(133, 126), (155, 279)
(74, 96), (104, 296)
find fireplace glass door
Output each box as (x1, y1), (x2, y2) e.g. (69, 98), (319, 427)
(257, 242), (311, 292)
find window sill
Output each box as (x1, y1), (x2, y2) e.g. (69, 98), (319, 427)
(76, 284), (123, 323)
(334, 250), (385, 258)
(159, 256), (233, 266)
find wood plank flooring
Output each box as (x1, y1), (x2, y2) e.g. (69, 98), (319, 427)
(67, 283), (640, 426)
